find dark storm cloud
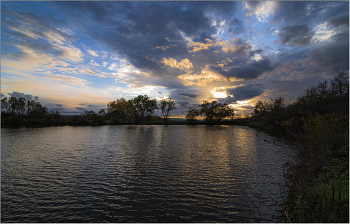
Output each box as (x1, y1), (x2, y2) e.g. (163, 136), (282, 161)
(78, 103), (94, 107)
(177, 93), (200, 99)
(227, 18), (245, 34)
(75, 107), (86, 110)
(53, 1), (236, 39)
(52, 1), (241, 74)
(304, 40), (349, 76)
(45, 103), (64, 108)
(249, 49), (263, 57)
(176, 101), (191, 107)
(239, 105), (255, 110)
(269, 1), (348, 26)
(168, 88), (203, 111)
(8, 91), (34, 101)
(226, 84), (265, 101)
(209, 58), (275, 80)
(277, 25), (313, 46)
(218, 84), (265, 104)
(330, 16), (349, 28)
(273, 35), (349, 81)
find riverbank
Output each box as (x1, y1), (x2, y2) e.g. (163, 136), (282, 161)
(236, 112), (349, 222)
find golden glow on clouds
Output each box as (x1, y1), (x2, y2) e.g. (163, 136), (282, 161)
(177, 64), (228, 86)
(152, 44), (178, 51)
(230, 100), (254, 111)
(177, 73), (226, 86)
(237, 100), (250, 105)
(187, 39), (214, 52)
(161, 58), (193, 70)
(229, 77), (245, 82)
(221, 44), (239, 53)
(187, 37), (250, 54)
(45, 73), (89, 87)
(44, 31), (66, 45)
(1, 75), (110, 110)
(51, 44), (84, 62)
(217, 57), (234, 68)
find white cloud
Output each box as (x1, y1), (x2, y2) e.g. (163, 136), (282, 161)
(245, 1), (276, 22)
(57, 27), (75, 36)
(252, 54), (262, 61)
(108, 63), (118, 70)
(79, 68), (107, 78)
(311, 22), (336, 43)
(87, 49), (99, 57)
(89, 59), (100, 66)
(54, 43), (84, 62)
(100, 50), (108, 58)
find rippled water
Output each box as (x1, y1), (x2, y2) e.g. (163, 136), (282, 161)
(1, 125), (292, 222)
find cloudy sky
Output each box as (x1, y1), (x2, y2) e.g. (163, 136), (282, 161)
(1, 1), (349, 117)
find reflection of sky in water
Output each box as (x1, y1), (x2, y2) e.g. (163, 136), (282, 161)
(1, 125), (292, 223)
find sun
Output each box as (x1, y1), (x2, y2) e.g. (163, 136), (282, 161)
(212, 91), (227, 98)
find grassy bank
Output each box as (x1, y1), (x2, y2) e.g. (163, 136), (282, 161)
(233, 112), (349, 223)
(281, 112), (349, 223)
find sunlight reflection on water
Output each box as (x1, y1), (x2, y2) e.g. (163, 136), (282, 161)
(1, 125), (292, 222)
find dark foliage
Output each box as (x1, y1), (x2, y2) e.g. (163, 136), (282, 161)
(249, 72), (349, 222)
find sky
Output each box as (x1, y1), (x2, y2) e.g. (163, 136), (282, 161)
(1, 1), (349, 117)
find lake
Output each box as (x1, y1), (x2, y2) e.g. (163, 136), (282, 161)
(1, 125), (292, 222)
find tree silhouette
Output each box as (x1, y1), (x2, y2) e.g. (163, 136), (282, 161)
(186, 107), (199, 121)
(198, 100), (234, 123)
(159, 98), (176, 124)
(125, 95), (158, 123)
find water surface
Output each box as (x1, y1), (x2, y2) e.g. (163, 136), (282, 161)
(1, 125), (292, 222)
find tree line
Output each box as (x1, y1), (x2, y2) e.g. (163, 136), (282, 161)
(104, 95), (176, 124)
(1, 92), (235, 125)
(105, 95), (235, 124)
(251, 71), (349, 129)
(1, 97), (60, 123)
(242, 71), (349, 223)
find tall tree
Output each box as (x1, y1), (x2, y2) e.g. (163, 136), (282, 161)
(125, 95), (158, 123)
(186, 107), (199, 121)
(107, 98), (127, 120)
(198, 100), (234, 123)
(1, 97), (10, 114)
(159, 98), (176, 124)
